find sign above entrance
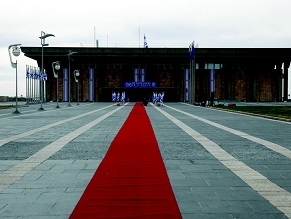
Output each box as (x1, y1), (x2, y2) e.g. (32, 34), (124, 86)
(124, 82), (157, 88)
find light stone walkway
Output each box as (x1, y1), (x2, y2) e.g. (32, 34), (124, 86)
(0, 101), (290, 218)
(153, 103), (291, 218)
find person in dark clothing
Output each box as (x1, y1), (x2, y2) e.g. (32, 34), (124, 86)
(143, 98), (148, 106)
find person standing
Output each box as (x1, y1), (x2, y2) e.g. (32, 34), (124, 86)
(112, 91), (116, 102)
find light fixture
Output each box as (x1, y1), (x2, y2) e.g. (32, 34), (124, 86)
(8, 44), (22, 114)
(74, 70), (80, 105)
(52, 61), (61, 108)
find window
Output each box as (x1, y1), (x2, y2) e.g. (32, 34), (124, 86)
(134, 68), (145, 82)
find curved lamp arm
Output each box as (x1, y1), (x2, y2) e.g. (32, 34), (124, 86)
(40, 31), (55, 46)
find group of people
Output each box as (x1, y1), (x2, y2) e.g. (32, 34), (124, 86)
(112, 91), (126, 104)
(111, 91), (165, 106)
(152, 92), (164, 105)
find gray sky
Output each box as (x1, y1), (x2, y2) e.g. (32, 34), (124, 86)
(1, 0), (291, 97)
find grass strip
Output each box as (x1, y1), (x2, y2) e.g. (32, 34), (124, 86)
(215, 105), (291, 120)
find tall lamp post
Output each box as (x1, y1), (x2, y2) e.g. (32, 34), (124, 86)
(39, 31), (55, 111)
(67, 50), (77, 106)
(52, 61), (61, 108)
(74, 70), (80, 105)
(8, 44), (21, 114)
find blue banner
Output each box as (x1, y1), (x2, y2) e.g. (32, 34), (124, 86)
(63, 68), (68, 102)
(89, 68), (94, 101)
(124, 82), (156, 88)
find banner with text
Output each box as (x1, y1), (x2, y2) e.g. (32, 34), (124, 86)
(124, 82), (157, 88)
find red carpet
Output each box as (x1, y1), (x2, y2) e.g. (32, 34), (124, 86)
(70, 102), (181, 219)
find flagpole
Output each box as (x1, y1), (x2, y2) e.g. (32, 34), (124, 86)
(34, 69), (36, 103)
(189, 42), (193, 104)
(44, 70), (46, 102)
(35, 67), (38, 104)
(189, 41), (195, 104)
(193, 41), (196, 104)
(28, 66), (30, 104)
(25, 65), (29, 105)
(94, 27), (96, 47)
(192, 57), (195, 104)
(29, 67), (32, 103)
(27, 66), (30, 104)
(189, 57), (192, 103)
(33, 67), (35, 103)
(138, 27), (140, 48)
(30, 67), (32, 103)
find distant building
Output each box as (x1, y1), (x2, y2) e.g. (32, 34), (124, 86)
(21, 47), (291, 102)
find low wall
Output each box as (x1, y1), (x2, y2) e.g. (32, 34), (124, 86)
(0, 96), (8, 102)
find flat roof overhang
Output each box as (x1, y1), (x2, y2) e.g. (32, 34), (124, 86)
(21, 47), (291, 67)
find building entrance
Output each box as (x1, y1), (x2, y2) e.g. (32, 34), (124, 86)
(101, 87), (178, 102)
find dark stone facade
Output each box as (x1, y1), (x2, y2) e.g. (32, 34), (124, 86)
(21, 47), (291, 103)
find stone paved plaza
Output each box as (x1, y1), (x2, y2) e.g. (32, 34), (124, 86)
(0, 101), (291, 218)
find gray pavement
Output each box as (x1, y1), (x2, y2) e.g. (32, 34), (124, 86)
(0, 101), (291, 218)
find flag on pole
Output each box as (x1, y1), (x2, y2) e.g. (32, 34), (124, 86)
(189, 41), (195, 60)
(161, 92), (164, 104)
(43, 69), (47, 81)
(117, 92), (120, 102)
(40, 69), (44, 81)
(30, 67), (34, 79)
(121, 91), (125, 104)
(33, 67), (38, 80)
(39, 69), (47, 81)
(112, 91), (116, 102)
(144, 34), (148, 48)
(153, 92), (157, 104)
(26, 65), (30, 79)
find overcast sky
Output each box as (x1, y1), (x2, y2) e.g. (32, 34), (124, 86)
(1, 0), (291, 97)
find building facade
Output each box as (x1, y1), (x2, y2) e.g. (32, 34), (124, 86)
(21, 47), (291, 103)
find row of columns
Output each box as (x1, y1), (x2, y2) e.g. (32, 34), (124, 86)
(186, 61), (290, 103)
(283, 61), (290, 101)
(52, 68), (95, 102)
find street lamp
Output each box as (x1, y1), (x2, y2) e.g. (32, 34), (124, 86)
(67, 50), (78, 106)
(52, 61), (61, 108)
(38, 31), (55, 111)
(8, 44), (21, 114)
(74, 70), (80, 105)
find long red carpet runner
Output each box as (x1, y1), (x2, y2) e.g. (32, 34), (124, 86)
(70, 102), (181, 218)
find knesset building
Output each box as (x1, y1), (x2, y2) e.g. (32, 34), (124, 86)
(21, 47), (291, 103)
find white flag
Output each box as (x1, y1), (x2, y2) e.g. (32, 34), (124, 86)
(144, 35), (148, 48)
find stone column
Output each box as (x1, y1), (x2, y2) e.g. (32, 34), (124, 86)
(283, 61), (290, 101)
(275, 63), (283, 102)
